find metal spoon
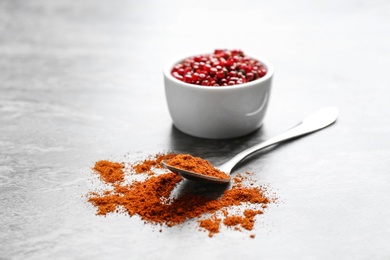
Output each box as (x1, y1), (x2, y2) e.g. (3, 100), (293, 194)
(161, 106), (339, 184)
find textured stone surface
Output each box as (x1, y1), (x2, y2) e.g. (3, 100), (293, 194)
(1, 0), (390, 259)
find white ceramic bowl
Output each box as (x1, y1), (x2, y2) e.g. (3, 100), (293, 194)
(163, 53), (274, 139)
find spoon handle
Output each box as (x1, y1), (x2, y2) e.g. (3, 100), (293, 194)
(218, 106), (339, 174)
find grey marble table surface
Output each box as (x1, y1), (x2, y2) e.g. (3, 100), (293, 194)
(1, 0), (390, 259)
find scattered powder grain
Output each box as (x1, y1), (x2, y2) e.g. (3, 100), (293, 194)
(198, 215), (221, 237)
(92, 160), (124, 183)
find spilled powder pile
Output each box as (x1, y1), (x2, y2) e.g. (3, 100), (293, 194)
(93, 160), (125, 183)
(87, 153), (276, 237)
(166, 154), (230, 179)
(131, 153), (176, 175)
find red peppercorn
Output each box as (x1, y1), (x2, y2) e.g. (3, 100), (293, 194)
(246, 72), (254, 82)
(210, 67), (218, 75)
(216, 71), (225, 79)
(204, 64), (211, 72)
(171, 49), (267, 87)
(172, 72), (183, 80)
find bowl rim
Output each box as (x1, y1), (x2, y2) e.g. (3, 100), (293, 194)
(163, 52), (274, 90)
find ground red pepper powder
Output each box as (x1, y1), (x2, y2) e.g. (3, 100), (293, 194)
(92, 160), (124, 183)
(87, 153), (275, 238)
(198, 215), (221, 237)
(166, 154), (230, 180)
(131, 153), (176, 174)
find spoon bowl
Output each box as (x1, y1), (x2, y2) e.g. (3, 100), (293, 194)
(161, 160), (231, 184)
(162, 106), (339, 184)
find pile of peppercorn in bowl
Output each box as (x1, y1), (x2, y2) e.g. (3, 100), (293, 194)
(164, 49), (274, 139)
